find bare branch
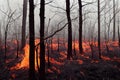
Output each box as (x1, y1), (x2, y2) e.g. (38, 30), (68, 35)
(35, 17), (78, 47)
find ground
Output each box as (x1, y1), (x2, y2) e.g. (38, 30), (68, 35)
(0, 41), (120, 80)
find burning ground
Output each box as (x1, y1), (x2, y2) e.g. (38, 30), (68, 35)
(0, 39), (120, 80)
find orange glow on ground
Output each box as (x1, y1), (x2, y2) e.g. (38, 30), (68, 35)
(50, 58), (64, 66)
(11, 39), (40, 70)
(77, 60), (83, 64)
(91, 60), (99, 63)
(10, 40), (120, 71)
(101, 56), (111, 61)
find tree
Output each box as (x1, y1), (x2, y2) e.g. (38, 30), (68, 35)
(39, 0), (46, 80)
(29, 0), (36, 80)
(66, 0), (73, 60)
(113, 0), (116, 41)
(78, 0), (83, 54)
(118, 17), (120, 47)
(21, 0), (28, 49)
(98, 0), (101, 59)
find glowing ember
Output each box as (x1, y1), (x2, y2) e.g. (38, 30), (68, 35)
(47, 69), (53, 73)
(77, 60), (83, 64)
(50, 58), (63, 66)
(51, 66), (61, 74)
(11, 74), (16, 79)
(91, 60), (99, 63)
(101, 56), (111, 61)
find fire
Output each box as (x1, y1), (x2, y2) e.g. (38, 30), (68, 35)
(19, 44), (29, 68)
(10, 39), (120, 70)
(11, 39), (40, 70)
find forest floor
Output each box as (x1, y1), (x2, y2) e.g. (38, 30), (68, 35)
(0, 41), (120, 80)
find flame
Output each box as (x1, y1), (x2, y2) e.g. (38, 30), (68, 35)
(11, 39), (40, 70)
(10, 39), (120, 71)
(19, 44), (29, 68)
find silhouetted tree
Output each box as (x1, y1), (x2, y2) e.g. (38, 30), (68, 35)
(113, 0), (116, 41)
(29, 0), (36, 80)
(98, 0), (101, 59)
(118, 17), (120, 47)
(21, 0), (28, 49)
(78, 0), (83, 54)
(66, 0), (73, 59)
(39, 0), (46, 80)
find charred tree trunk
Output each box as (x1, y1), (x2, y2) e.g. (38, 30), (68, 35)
(21, 0), (27, 49)
(98, 0), (101, 59)
(4, 24), (9, 59)
(46, 19), (51, 67)
(78, 0), (83, 54)
(16, 38), (19, 58)
(113, 0), (116, 41)
(39, 0), (46, 80)
(118, 17), (120, 47)
(29, 0), (36, 80)
(47, 39), (50, 67)
(66, 0), (73, 60)
(73, 30), (76, 56)
(89, 42), (94, 59)
(57, 35), (60, 53)
(4, 31), (7, 59)
(50, 37), (53, 54)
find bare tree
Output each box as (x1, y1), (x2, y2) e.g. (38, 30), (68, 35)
(118, 17), (120, 47)
(113, 0), (116, 41)
(66, 0), (73, 60)
(39, 0), (46, 80)
(29, 0), (36, 79)
(78, 0), (83, 54)
(98, 0), (101, 59)
(21, 0), (28, 49)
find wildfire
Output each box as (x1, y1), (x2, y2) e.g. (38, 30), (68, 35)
(19, 44), (29, 68)
(11, 39), (40, 70)
(10, 39), (120, 71)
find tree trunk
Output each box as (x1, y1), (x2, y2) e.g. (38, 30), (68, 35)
(78, 0), (83, 54)
(118, 17), (120, 47)
(113, 0), (116, 41)
(21, 0), (27, 49)
(66, 0), (73, 60)
(98, 0), (101, 59)
(39, 0), (46, 80)
(29, 0), (36, 80)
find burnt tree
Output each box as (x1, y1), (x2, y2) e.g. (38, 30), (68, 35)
(66, 0), (73, 59)
(29, 0), (36, 80)
(78, 0), (83, 54)
(98, 0), (101, 59)
(113, 0), (116, 41)
(39, 0), (46, 80)
(21, 0), (28, 49)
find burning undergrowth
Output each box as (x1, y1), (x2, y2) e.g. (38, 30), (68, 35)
(1, 39), (120, 80)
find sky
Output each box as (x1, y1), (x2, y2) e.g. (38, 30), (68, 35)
(0, 0), (119, 40)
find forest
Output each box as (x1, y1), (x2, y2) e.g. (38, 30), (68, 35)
(0, 0), (120, 80)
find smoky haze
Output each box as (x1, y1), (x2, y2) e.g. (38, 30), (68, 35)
(0, 0), (119, 41)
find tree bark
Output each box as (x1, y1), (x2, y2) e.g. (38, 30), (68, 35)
(113, 0), (116, 41)
(29, 0), (36, 80)
(98, 0), (101, 59)
(66, 0), (73, 60)
(39, 0), (46, 80)
(78, 0), (83, 54)
(21, 0), (27, 49)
